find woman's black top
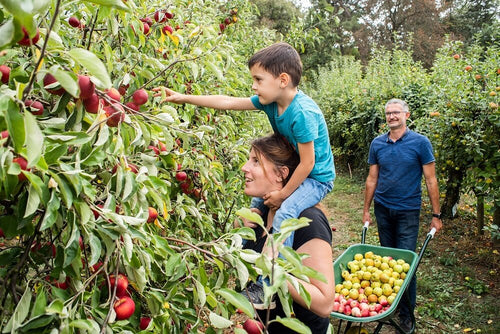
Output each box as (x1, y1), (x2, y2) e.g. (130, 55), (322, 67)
(243, 206), (333, 334)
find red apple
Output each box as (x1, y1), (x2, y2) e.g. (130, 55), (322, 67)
(453, 54), (460, 60)
(78, 75), (95, 100)
(148, 145), (160, 156)
(139, 317), (151, 330)
(109, 274), (128, 297)
(147, 207), (158, 223)
(12, 157), (28, 181)
(111, 163), (139, 174)
(464, 65), (472, 71)
(243, 319), (264, 334)
(132, 89), (148, 105)
(18, 27), (40, 46)
(44, 74), (66, 95)
(0, 228), (4, 238)
(105, 87), (121, 103)
(158, 141), (167, 152)
(140, 17), (153, 25)
(175, 171), (187, 182)
(142, 22), (150, 35)
(68, 16), (81, 28)
(224, 17), (232, 25)
(114, 296), (135, 320)
(162, 25), (173, 34)
(91, 261), (103, 272)
(154, 10), (170, 23)
(0, 65), (10, 84)
(104, 103), (125, 127)
(125, 102), (139, 113)
(25, 100), (44, 115)
(219, 23), (226, 32)
(1, 130), (8, 139)
(83, 93), (101, 114)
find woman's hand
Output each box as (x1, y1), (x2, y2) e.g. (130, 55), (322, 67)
(152, 86), (186, 104)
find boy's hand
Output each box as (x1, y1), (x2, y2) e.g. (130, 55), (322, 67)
(240, 208), (262, 228)
(152, 86), (185, 104)
(263, 190), (285, 210)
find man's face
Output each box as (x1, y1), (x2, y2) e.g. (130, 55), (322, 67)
(250, 64), (282, 105)
(385, 103), (409, 130)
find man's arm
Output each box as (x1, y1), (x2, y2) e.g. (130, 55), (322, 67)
(152, 87), (255, 110)
(363, 164), (379, 224)
(423, 162), (442, 233)
(263, 141), (314, 209)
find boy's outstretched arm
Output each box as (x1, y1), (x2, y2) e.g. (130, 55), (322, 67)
(152, 87), (254, 110)
(264, 141), (315, 209)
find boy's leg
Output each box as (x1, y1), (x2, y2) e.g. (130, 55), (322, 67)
(271, 178), (333, 255)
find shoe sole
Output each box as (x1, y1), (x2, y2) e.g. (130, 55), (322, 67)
(252, 300), (276, 310)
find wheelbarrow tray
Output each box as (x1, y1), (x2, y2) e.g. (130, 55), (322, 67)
(330, 243), (418, 322)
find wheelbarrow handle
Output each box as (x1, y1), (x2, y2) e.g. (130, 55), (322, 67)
(412, 226), (437, 275)
(361, 221), (370, 244)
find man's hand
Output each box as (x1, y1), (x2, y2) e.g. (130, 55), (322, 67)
(263, 190), (285, 210)
(362, 212), (372, 225)
(240, 208), (262, 228)
(430, 217), (442, 234)
(152, 86), (185, 104)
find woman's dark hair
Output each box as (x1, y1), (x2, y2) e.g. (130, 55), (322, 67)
(250, 134), (300, 186)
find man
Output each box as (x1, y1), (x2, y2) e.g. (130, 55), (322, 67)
(363, 99), (442, 333)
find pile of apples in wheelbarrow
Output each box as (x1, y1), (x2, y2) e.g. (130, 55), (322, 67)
(332, 251), (411, 317)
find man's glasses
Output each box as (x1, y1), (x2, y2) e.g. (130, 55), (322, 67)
(385, 111), (405, 117)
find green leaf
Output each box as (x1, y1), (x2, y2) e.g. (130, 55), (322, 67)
(18, 314), (56, 332)
(3, 285), (31, 332)
(68, 48), (112, 89)
(46, 299), (64, 314)
(215, 288), (254, 318)
(46, 132), (92, 145)
(208, 312), (232, 329)
(234, 258), (249, 288)
(24, 172), (49, 204)
(31, 287), (47, 318)
(0, 18), (16, 48)
(194, 278), (206, 307)
(48, 172), (73, 208)
(85, 0), (130, 11)
(24, 183), (40, 217)
(88, 233), (102, 266)
(24, 111), (43, 168)
(40, 190), (60, 230)
(235, 208), (264, 228)
(272, 316), (312, 334)
(49, 67), (79, 98)
(4, 97), (25, 152)
(69, 319), (94, 330)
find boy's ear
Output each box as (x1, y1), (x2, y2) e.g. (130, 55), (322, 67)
(279, 72), (291, 88)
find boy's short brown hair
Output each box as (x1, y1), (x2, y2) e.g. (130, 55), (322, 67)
(248, 42), (302, 87)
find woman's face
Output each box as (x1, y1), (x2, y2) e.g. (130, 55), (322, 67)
(241, 148), (283, 198)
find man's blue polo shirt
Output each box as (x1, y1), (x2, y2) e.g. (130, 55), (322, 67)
(368, 129), (435, 211)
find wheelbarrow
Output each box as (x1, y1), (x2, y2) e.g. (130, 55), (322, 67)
(330, 222), (436, 334)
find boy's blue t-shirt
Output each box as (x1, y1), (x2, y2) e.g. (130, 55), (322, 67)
(251, 90), (335, 183)
(368, 129), (435, 210)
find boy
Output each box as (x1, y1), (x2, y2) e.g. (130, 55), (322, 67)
(154, 42), (335, 309)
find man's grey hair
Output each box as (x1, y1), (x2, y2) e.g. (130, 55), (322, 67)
(385, 99), (409, 113)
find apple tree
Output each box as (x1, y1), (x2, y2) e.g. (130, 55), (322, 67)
(414, 40), (499, 227)
(0, 0), (320, 333)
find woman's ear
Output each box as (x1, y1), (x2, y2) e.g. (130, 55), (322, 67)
(277, 166), (289, 182)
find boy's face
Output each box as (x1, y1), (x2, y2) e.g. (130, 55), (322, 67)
(250, 64), (283, 105)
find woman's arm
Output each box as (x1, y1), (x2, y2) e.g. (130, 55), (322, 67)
(286, 238), (335, 318)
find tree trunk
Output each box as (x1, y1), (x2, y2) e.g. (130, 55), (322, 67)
(441, 168), (464, 219)
(476, 194), (484, 235)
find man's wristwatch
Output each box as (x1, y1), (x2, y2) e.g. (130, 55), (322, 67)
(432, 213), (441, 219)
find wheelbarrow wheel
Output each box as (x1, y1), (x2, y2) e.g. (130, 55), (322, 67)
(346, 326), (369, 334)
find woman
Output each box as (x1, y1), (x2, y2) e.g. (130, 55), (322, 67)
(240, 134), (335, 333)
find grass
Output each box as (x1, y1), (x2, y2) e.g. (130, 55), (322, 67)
(324, 172), (499, 334)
